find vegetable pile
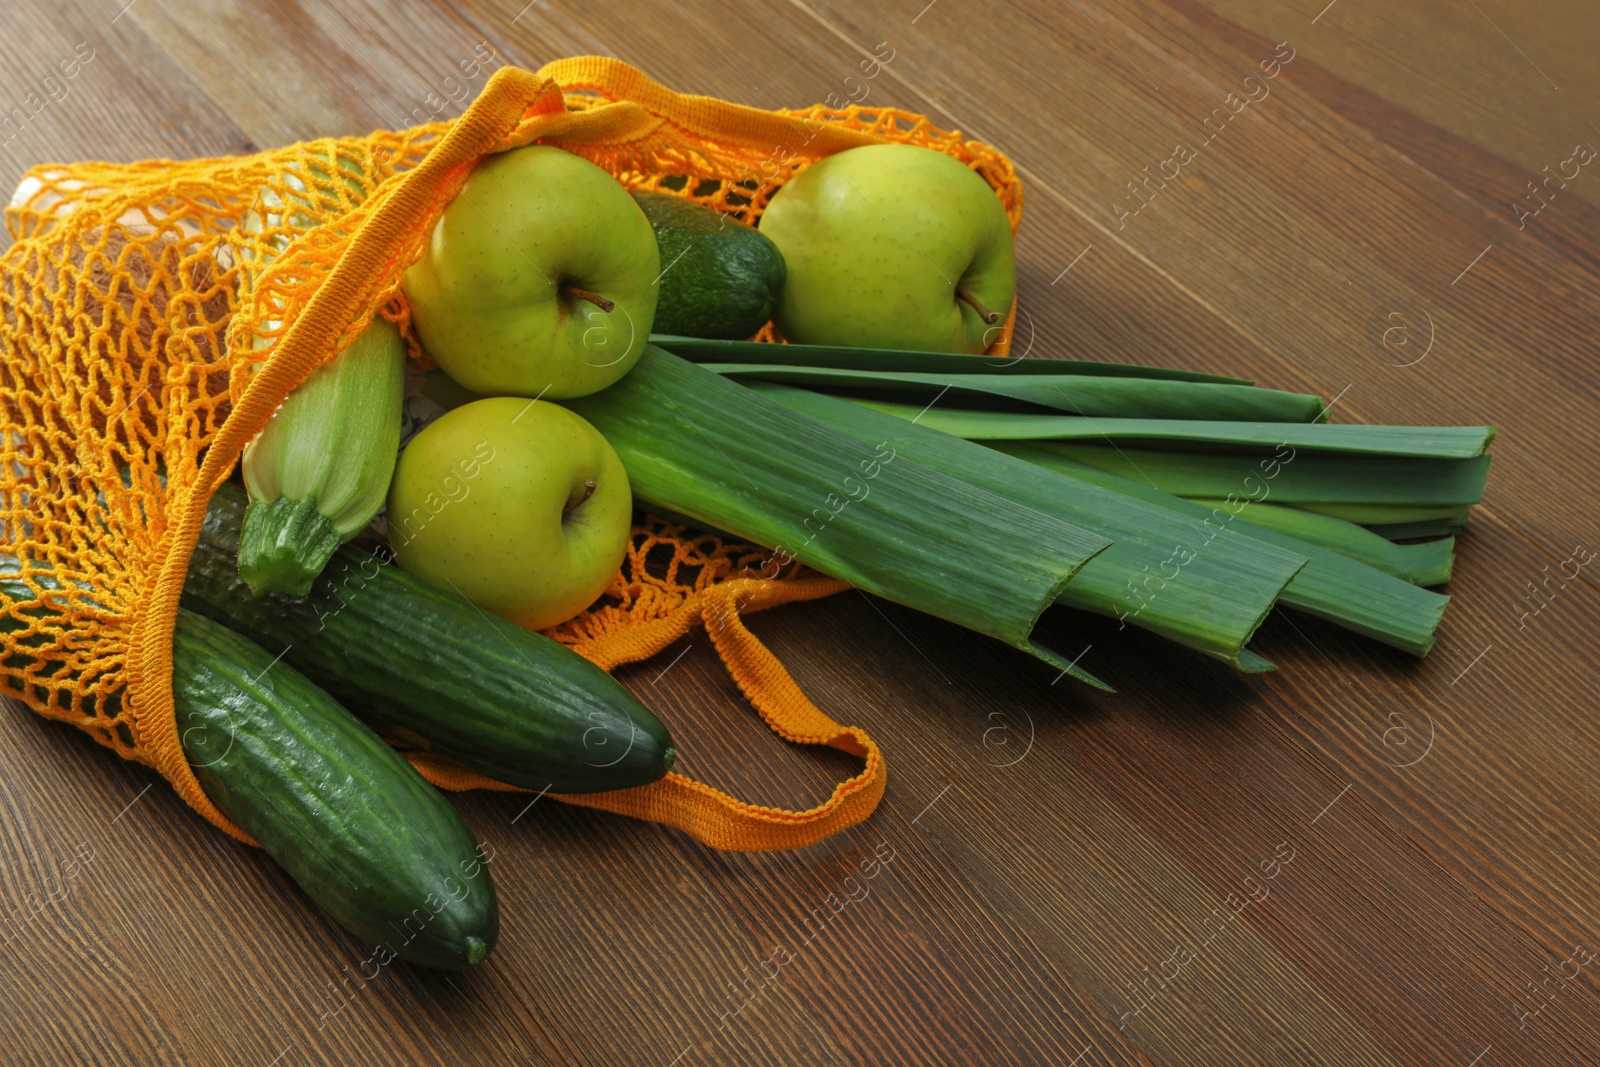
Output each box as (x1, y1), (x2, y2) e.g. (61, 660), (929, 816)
(8, 128), (1491, 972)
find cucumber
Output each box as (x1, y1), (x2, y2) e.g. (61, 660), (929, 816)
(182, 481), (676, 793)
(0, 562), (496, 969)
(237, 153), (407, 597)
(631, 190), (786, 340)
(173, 609), (497, 970)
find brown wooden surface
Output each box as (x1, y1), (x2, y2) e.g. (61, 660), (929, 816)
(2, 0), (1598, 1063)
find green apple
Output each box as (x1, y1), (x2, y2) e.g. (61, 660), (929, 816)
(388, 396), (632, 631)
(402, 145), (659, 399)
(758, 144), (1016, 353)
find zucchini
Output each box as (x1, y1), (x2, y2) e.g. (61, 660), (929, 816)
(183, 481), (677, 793)
(237, 318), (406, 596)
(173, 609), (498, 970)
(236, 154), (408, 597)
(0, 563), (496, 969)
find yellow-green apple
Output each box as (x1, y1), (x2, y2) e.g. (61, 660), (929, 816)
(758, 144), (1015, 353)
(402, 145), (659, 399)
(387, 396), (631, 631)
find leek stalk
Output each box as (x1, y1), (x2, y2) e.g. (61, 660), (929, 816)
(751, 384), (1309, 670)
(565, 348), (1117, 687)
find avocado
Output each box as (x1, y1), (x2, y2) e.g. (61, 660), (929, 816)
(631, 189), (786, 340)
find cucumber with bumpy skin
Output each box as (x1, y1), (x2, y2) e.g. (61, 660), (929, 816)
(631, 190), (786, 340)
(0, 562), (497, 970)
(173, 609), (498, 970)
(184, 481), (677, 794)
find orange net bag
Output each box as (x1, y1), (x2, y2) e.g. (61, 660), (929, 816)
(0, 57), (1022, 850)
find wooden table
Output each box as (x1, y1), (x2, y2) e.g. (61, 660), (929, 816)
(4, 0), (1598, 1063)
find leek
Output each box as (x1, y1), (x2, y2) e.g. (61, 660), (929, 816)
(994, 444), (1449, 656)
(1366, 516), (1469, 541)
(642, 341), (1478, 661)
(1292, 502), (1472, 525)
(751, 383), (1308, 670)
(565, 347), (1117, 687)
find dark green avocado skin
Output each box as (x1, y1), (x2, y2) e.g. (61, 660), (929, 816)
(631, 190), (787, 340)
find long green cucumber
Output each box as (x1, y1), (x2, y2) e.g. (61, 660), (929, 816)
(0, 564), (496, 970)
(183, 481), (675, 793)
(173, 609), (497, 969)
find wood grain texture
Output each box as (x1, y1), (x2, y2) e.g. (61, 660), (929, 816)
(2, 0), (1598, 1064)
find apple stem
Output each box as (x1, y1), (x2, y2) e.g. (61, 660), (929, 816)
(565, 286), (615, 313)
(566, 479), (597, 513)
(956, 285), (1001, 325)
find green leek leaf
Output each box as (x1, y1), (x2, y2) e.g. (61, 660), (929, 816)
(1363, 516), (1470, 541)
(1186, 500), (1455, 586)
(998, 444), (1450, 656)
(751, 383), (1309, 670)
(1292, 502), (1473, 525)
(847, 400), (1495, 459)
(650, 335), (1252, 385)
(703, 364), (1325, 422)
(565, 347), (1116, 687)
(1000, 443), (1490, 508)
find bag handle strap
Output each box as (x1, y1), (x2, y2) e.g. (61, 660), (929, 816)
(411, 573), (888, 852)
(530, 55), (887, 157)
